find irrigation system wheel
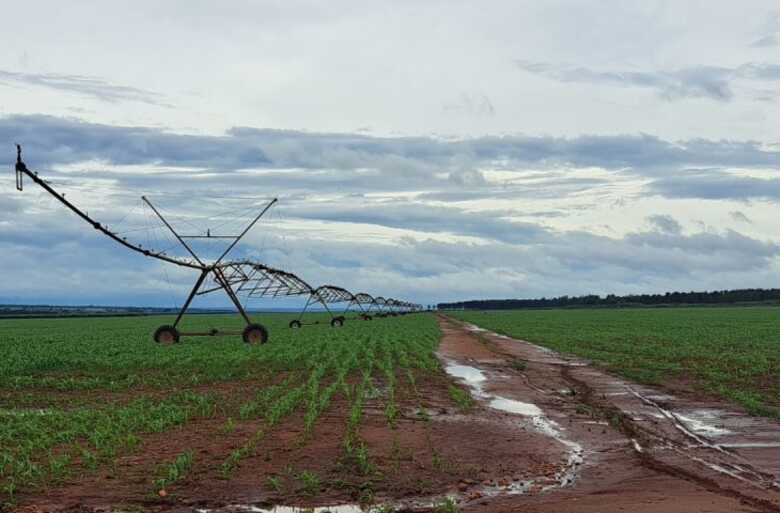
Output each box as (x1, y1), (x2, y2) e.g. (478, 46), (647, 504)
(289, 320), (302, 329)
(153, 325), (180, 345)
(242, 323), (269, 345)
(330, 316), (345, 328)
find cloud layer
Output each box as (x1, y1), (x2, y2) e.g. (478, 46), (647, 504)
(4, 114), (780, 306)
(516, 61), (780, 102)
(0, 70), (168, 105)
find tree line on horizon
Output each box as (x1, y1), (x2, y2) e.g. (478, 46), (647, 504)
(438, 288), (780, 310)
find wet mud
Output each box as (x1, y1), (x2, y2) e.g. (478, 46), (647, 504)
(438, 315), (780, 512)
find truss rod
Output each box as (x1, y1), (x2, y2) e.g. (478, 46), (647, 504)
(142, 196), (205, 267)
(214, 198), (278, 265)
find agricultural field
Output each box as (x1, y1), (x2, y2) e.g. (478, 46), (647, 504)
(451, 307), (780, 418)
(3, 309), (780, 513)
(0, 312), (476, 510)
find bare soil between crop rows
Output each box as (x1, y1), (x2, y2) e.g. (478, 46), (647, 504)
(11, 315), (780, 513)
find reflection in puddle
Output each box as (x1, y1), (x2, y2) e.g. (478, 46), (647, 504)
(676, 411), (732, 437)
(489, 397), (543, 416)
(198, 505), (367, 513)
(446, 364), (487, 386)
(627, 388), (732, 445)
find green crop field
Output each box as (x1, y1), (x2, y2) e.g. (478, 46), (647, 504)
(451, 307), (780, 418)
(0, 312), (440, 506)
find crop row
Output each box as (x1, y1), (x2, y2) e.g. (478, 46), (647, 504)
(0, 312), (441, 504)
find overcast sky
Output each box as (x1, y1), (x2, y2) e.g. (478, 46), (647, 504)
(3, 1), (780, 307)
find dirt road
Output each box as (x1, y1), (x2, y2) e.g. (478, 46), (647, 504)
(437, 314), (780, 513)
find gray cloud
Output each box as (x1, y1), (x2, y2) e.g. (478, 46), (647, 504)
(6, 114), (780, 182)
(0, 195), (23, 214)
(730, 210), (752, 223)
(417, 176), (611, 203)
(6, 115), (780, 212)
(4, 208), (777, 305)
(284, 202), (552, 245)
(648, 170), (780, 200)
(0, 69), (169, 106)
(516, 60), (780, 102)
(647, 214), (682, 234)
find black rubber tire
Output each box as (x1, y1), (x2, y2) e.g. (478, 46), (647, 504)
(153, 325), (180, 345)
(242, 323), (268, 345)
(289, 320), (302, 329)
(330, 316), (345, 328)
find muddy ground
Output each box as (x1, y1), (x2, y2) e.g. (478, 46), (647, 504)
(12, 314), (780, 513)
(438, 315), (780, 513)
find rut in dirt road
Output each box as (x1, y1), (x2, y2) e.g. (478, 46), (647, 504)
(436, 314), (780, 513)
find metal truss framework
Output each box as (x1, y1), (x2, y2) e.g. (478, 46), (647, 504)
(14, 145), (422, 344)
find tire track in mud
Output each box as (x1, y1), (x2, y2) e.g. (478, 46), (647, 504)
(559, 365), (780, 513)
(438, 314), (780, 513)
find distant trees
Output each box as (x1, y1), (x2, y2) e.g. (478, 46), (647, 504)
(437, 288), (780, 310)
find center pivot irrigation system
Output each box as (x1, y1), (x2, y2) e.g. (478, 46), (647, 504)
(13, 145), (422, 344)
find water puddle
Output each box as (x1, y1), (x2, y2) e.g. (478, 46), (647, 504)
(443, 360), (584, 491)
(446, 363), (487, 386)
(626, 388), (730, 447)
(646, 394), (676, 401)
(675, 410), (732, 437)
(198, 505), (367, 513)
(199, 496), (474, 513)
(627, 387), (780, 489)
(445, 363), (490, 401)
(719, 442), (780, 449)
(489, 397), (543, 416)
